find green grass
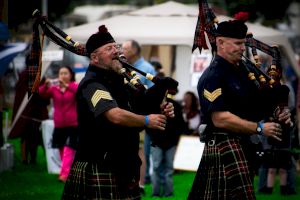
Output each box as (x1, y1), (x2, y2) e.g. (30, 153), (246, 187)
(0, 139), (64, 200)
(142, 171), (300, 200)
(0, 139), (299, 200)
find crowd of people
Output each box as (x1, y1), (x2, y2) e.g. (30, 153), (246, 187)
(10, 16), (300, 200)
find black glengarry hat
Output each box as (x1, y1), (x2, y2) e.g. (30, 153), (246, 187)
(215, 20), (248, 39)
(215, 12), (248, 39)
(86, 25), (115, 56)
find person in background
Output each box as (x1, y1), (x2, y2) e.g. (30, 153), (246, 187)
(39, 65), (78, 182)
(146, 62), (185, 197)
(150, 60), (164, 75)
(182, 91), (201, 136)
(12, 64), (49, 165)
(258, 80), (297, 195)
(61, 25), (174, 200)
(259, 129), (295, 195)
(122, 39), (157, 193)
(122, 40), (156, 89)
(150, 95), (186, 197)
(188, 18), (292, 199)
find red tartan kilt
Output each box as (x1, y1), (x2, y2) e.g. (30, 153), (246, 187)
(62, 161), (141, 200)
(188, 135), (256, 200)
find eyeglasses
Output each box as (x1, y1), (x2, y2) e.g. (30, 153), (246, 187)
(94, 44), (122, 55)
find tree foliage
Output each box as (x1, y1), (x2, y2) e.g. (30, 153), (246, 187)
(8, 0), (76, 29)
(223, 0), (293, 23)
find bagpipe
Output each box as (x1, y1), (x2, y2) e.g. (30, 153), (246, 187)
(193, 1), (281, 89)
(28, 9), (178, 113)
(194, 0), (291, 145)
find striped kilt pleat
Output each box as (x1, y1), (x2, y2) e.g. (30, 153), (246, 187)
(188, 136), (256, 200)
(62, 161), (141, 200)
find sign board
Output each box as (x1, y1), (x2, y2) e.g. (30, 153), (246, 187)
(190, 50), (212, 87)
(174, 135), (205, 171)
(42, 50), (64, 61)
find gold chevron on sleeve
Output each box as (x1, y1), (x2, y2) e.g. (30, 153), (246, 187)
(203, 88), (222, 102)
(91, 90), (113, 107)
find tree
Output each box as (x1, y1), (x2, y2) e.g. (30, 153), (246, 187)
(8, 0), (75, 30)
(222, 0), (294, 26)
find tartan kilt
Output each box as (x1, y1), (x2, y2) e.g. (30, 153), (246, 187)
(188, 135), (256, 200)
(62, 161), (141, 200)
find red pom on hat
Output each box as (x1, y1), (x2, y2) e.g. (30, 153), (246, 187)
(234, 12), (249, 22)
(98, 25), (108, 33)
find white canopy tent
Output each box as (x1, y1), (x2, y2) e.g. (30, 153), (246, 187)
(65, 1), (198, 46)
(62, 1), (299, 99)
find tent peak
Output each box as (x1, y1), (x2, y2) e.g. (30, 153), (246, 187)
(128, 1), (198, 17)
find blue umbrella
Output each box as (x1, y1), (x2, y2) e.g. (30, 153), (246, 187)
(0, 22), (9, 41)
(0, 43), (28, 76)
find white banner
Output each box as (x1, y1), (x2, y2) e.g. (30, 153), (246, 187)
(174, 135), (205, 171)
(190, 50), (212, 87)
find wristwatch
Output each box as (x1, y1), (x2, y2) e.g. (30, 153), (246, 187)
(256, 122), (264, 135)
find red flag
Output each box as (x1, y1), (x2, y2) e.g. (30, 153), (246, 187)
(192, 0), (218, 53)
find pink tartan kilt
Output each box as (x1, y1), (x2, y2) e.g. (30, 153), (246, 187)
(62, 161), (141, 200)
(188, 135), (256, 200)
